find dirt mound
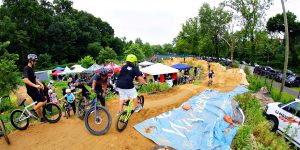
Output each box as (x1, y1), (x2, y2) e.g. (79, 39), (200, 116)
(0, 59), (247, 150)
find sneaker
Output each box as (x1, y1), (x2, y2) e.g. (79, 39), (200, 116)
(134, 105), (142, 113)
(40, 118), (47, 124)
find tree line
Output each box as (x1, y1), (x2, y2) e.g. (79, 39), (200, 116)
(174, 0), (300, 73)
(0, 0), (174, 70)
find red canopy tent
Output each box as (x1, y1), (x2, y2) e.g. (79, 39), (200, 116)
(52, 70), (63, 76)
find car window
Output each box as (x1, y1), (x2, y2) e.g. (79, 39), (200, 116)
(283, 102), (300, 117)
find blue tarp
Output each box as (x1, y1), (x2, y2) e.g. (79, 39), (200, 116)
(54, 67), (64, 71)
(134, 86), (248, 150)
(171, 63), (193, 71)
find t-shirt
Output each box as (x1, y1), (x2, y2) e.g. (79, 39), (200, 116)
(64, 93), (74, 103)
(116, 64), (142, 89)
(93, 74), (107, 92)
(76, 84), (89, 97)
(23, 66), (37, 93)
(50, 93), (58, 103)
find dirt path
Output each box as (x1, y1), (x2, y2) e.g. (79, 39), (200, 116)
(0, 59), (245, 150)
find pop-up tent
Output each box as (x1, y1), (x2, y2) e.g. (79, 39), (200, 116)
(141, 63), (179, 75)
(52, 70), (63, 76)
(139, 61), (154, 67)
(171, 63), (192, 71)
(58, 66), (71, 75)
(104, 62), (121, 72)
(70, 65), (86, 74)
(54, 67), (64, 71)
(83, 64), (102, 73)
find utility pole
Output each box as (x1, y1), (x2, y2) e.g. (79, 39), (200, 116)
(280, 0), (290, 96)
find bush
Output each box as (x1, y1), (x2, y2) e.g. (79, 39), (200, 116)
(139, 82), (170, 93)
(247, 75), (265, 92)
(244, 66), (251, 75)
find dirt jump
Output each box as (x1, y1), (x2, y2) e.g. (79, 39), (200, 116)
(0, 58), (247, 150)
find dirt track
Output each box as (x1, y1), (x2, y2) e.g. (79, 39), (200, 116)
(0, 59), (245, 150)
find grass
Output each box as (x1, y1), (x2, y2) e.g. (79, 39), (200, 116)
(232, 94), (292, 149)
(291, 87), (300, 93)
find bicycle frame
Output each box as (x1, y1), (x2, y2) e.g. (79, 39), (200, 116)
(89, 93), (104, 124)
(121, 99), (135, 123)
(17, 102), (39, 122)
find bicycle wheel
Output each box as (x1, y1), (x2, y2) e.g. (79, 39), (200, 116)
(0, 119), (10, 144)
(84, 106), (111, 136)
(138, 95), (144, 108)
(10, 109), (29, 130)
(150, 145), (175, 150)
(115, 110), (129, 132)
(77, 98), (86, 120)
(43, 103), (62, 123)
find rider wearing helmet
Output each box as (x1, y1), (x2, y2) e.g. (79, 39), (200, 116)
(116, 54), (147, 115)
(91, 67), (108, 107)
(23, 54), (47, 123)
(47, 80), (54, 90)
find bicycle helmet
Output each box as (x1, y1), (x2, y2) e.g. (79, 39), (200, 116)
(49, 80), (54, 84)
(27, 54), (38, 61)
(66, 89), (71, 93)
(75, 79), (81, 83)
(99, 67), (108, 76)
(126, 54), (137, 63)
(48, 89), (53, 94)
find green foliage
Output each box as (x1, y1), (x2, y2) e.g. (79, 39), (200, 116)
(124, 44), (145, 62)
(80, 55), (96, 68)
(268, 86), (295, 103)
(0, 41), (21, 97)
(98, 47), (117, 64)
(138, 82), (170, 93)
(244, 66), (250, 75)
(36, 53), (52, 70)
(232, 94), (291, 149)
(247, 75), (265, 92)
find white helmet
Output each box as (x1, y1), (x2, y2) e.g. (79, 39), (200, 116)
(48, 89), (53, 94)
(50, 80), (54, 84)
(66, 89), (71, 93)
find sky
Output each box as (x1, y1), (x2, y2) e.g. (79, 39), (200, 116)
(1, 0), (299, 45)
(69, 0), (300, 45)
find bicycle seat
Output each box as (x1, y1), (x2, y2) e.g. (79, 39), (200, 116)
(19, 99), (27, 106)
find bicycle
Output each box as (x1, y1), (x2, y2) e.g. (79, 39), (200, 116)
(115, 94), (144, 132)
(208, 78), (213, 86)
(59, 100), (72, 119)
(83, 92), (111, 136)
(10, 98), (62, 130)
(0, 97), (10, 144)
(77, 92), (90, 120)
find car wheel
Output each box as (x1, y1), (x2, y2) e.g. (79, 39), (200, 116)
(267, 116), (278, 132)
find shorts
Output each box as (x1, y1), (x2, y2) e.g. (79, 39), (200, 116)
(117, 88), (137, 101)
(27, 90), (46, 103)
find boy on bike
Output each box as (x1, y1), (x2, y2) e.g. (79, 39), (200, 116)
(59, 89), (76, 115)
(116, 54), (147, 115)
(23, 54), (47, 123)
(209, 70), (214, 80)
(90, 68), (108, 107)
(74, 79), (89, 105)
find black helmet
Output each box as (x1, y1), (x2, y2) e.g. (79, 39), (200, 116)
(27, 54), (38, 61)
(99, 67), (108, 76)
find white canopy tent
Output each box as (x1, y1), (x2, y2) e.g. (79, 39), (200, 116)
(58, 66), (71, 75)
(140, 63), (179, 75)
(138, 61), (154, 67)
(83, 64), (102, 73)
(71, 65), (86, 74)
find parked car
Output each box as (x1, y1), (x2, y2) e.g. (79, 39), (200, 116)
(285, 76), (300, 87)
(260, 66), (274, 76)
(275, 70), (296, 83)
(264, 99), (300, 148)
(253, 66), (262, 74)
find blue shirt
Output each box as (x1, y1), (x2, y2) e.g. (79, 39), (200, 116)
(64, 93), (74, 103)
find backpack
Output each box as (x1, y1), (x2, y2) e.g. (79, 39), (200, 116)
(88, 74), (97, 86)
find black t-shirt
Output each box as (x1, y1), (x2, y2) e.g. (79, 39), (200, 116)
(76, 84), (89, 96)
(23, 66), (37, 93)
(93, 74), (107, 92)
(116, 64), (142, 89)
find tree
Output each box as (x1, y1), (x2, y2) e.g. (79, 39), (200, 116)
(98, 47), (117, 64)
(124, 44), (145, 62)
(224, 0), (273, 62)
(0, 41), (20, 97)
(80, 55), (96, 68)
(37, 53), (52, 70)
(141, 43), (154, 57)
